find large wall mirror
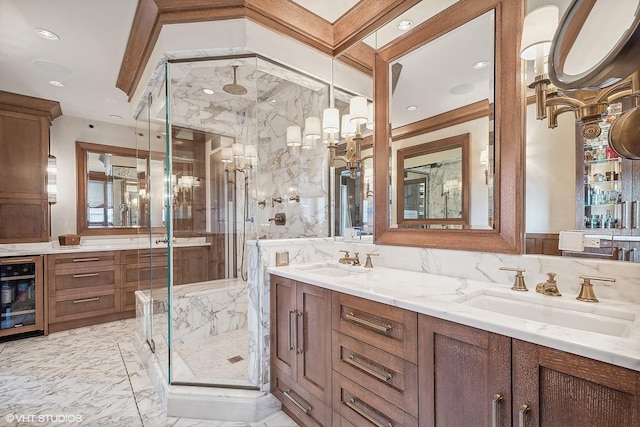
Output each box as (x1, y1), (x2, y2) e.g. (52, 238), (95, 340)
(374, 0), (524, 253)
(76, 141), (165, 235)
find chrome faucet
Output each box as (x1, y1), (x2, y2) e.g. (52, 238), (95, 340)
(338, 250), (361, 266)
(536, 272), (562, 296)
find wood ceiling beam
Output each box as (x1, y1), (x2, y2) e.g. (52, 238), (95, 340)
(116, 0), (414, 100)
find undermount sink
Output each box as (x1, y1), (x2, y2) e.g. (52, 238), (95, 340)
(458, 289), (636, 338)
(292, 263), (367, 278)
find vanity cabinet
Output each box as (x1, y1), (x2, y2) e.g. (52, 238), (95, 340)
(270, 275), (332, 426)
(0, 92), (61, 243)
(418, 315), (511, 427)
(121, 248), (168, 311)
(173, 246), (209, 285)
(332, 292), (418, 426)
(47, 251), (122, 332)
(512, 339), (640, 427)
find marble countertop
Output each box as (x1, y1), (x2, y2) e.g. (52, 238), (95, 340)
(0, 238), (210, 257)
(268, 261), (640, 372)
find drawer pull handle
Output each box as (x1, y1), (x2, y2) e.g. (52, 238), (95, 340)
(283, 389), (311, 414)
(288, 310), (296, 351)
(72, 258), (100, 262)
(344, 397), (393, 427)
(343, 354), (392, 382)
(518, 403), (530, 427)
(73, 273), (99, 278)
(0, 258), (35, 264)
(345, 312), (392, 333)
(492, 394), (503, 427)
(73, 297), (100, 304)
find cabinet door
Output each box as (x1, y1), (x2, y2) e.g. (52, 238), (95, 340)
(512, 340), (640, 427)
(173, 246), (208, 285)
(0, 111), (49, 243)
(295, 281), (332, 403)
(418, 315), (512, 427)
(270, 275), (297, 378)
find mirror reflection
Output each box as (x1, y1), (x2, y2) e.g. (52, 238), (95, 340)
(389, 10), (495, 230)
(397, 134), (469, 227)
(77, 142), (165, 234)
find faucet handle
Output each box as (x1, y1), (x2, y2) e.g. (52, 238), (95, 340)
(339, 250), (350, 257)
(577, 275), (615, 303)
(364, 253), (379, 268)
(499, 267), (527, 291)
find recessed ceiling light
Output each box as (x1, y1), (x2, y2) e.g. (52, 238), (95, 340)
(472, 60), (489, 70)
(202, 88), (214, 95)
(397, 19), (414, 31)
(269, 99), (277, 103)
(406, 105), (418, 111)
(35, 28), (59, 41)
(110, 114), (123, 120)
(48, 80), (64, 87)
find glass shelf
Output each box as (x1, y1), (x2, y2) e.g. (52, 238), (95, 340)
(584, 203), (621, 207)
(584, 158), (621, 166)
(585, 180), (620, 185)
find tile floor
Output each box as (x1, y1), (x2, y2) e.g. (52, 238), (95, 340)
(0, 319), (297, 427)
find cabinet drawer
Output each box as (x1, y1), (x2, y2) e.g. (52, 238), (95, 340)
(123, 264), (168, 287)
(50, 265), (117, 295)
(333, 331), (418, 417)
(48, 251), (119, 270)
(122, 249), (168, 265)
(271, 368), (331, 427)
(333, 292), (418, 363)
(333, 371), (418, 427)
(48, 291), (117, 323)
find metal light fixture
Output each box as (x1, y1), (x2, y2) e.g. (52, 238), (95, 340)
(322, 96), (373, 179)
(522, 5), (636, 139)
(221, 143), (254, 172)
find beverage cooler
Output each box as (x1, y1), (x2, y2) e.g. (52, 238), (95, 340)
(0, 256), (44, 338)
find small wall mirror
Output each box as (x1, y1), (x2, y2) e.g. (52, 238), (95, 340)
(397, 134), (469, 227)
(76, 141), (164, 235)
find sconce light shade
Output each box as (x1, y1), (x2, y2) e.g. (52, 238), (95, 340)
(366, 103), (375, 130)
(47, 154), (57, 204)
(322, 108), (339, 134)
(349, 96), (368, 125)
(221, 147), (233, 163)
(341, 114), (356, 138)
(286, 125), (302, 147)
(232, 142), (245, 158)
(244, 144), (257, 161)
(304, 117), (321, 140)
(520, 5), (559, 60)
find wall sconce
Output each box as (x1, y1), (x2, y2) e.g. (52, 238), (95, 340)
(221, 142), (255, 172)
(47, 154), (57, 204)
(522, 5), (635, 139)
(322, 96), (373, 179)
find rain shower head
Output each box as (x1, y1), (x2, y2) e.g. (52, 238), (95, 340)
(223, 66), (248, 96)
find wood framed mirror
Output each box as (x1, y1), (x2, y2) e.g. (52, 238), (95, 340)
(374, 0), (524, 253)
(396, 133), (470, 228)
(76, 141), (165, 236)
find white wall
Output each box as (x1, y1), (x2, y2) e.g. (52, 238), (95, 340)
(49, 115), (138, 238)
(525, 102), (576, 233)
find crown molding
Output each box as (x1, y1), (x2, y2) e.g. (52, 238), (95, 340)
(116, 0), (419, 100)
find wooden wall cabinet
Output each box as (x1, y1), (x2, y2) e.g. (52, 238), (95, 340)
(270, 275), (332, 426)
(0, 91), (61, 243)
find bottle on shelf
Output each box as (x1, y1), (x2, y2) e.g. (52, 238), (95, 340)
(1, 282), (13, 305)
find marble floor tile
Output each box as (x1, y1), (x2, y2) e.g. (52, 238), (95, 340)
(0, 319), (297, 427)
